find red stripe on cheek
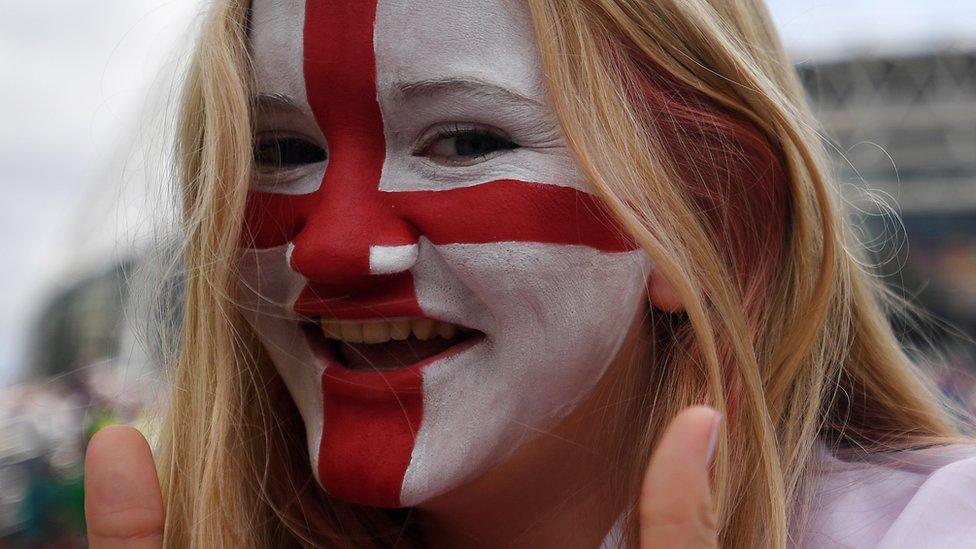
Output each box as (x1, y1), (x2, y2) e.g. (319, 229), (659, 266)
(242, 192), (307, 249)
(390, 180), (636, 251)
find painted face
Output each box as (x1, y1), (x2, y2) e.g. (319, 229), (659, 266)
(241, 0), (650, 508)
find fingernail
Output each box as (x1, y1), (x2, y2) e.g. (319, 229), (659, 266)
(706, 412), (722, 467)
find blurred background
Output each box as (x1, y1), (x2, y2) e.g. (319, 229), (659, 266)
(1, 0), (974, 545)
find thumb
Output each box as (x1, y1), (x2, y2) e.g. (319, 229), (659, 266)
(85, 425), (164, 549)
(639, 406), (720, 549)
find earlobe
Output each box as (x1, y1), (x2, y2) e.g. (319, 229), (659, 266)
(648, 269), (685, 313)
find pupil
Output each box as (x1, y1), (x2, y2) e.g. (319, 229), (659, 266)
(255, 137), (326, 167)
(454, 133), (515, 157)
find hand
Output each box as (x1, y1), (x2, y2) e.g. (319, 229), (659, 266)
(639, 406), (721, 549)
(85, 425), (164, 549)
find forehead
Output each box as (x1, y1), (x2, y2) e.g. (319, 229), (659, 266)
(250, 0), (543, 99)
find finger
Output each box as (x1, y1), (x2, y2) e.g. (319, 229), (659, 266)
(639, 406), (720, 549)
(85, 425), (165, 549)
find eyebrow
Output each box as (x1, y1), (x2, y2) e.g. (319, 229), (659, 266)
(395, 77), (544, 108)
(254, 92), (301, 110)
(252, 78), (545, 110)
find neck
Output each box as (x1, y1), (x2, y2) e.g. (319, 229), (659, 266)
(417, 363), (637, 548)
(414, 310), (647, 548)
(418, 427), (618, 548)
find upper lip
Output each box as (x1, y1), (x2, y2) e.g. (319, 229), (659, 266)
(294, 276), (424, 321)
(307, 314), (475, 331)
(293, 276), (488, 335)
(294, 295), (423, 322)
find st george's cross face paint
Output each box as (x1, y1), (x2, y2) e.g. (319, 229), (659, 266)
(239, 0), (652, 508)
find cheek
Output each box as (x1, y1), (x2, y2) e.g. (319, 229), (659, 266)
(432, 242), (649, 341)
(398, 241), (650, 504)
(237, 246), (327, 477)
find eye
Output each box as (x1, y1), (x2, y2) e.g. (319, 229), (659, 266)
(253, 133), (327, 173)
(417, 123), (519, 166)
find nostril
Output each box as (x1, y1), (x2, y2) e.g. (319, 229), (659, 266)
(368, 243), (419, 275)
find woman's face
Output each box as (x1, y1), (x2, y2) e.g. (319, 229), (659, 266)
(240, 0), (650, 508)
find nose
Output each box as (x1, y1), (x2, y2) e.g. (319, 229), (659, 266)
(289, 182), (418, 282)
(286, 64), (418, 283)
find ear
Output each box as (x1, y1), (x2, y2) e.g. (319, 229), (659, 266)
(649, 268), (685, 313)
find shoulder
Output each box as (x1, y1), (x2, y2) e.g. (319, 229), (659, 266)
(799, 442), (976, 548)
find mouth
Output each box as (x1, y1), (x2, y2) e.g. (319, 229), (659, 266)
(303, 317), (485, 372)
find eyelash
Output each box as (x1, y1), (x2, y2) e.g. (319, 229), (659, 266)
(415, 123), (520, 166)
(252, 132), (327, 172)
(250, 122), (519, 181)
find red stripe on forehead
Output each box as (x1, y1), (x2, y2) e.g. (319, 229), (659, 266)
(304, 1), (382, 134)
(302, 0), (423, 509)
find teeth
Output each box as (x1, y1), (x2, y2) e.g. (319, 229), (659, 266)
(362, 322), (390, 344)
(436, 321), (456, 339)
(324, 322), (343, 340)
(321, 319), (468, 345)
(411, 318), (435, 341)
(340, 322), (363, 344)
(390, 320), (410, 341)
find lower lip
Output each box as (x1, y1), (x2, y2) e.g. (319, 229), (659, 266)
(309, 330), (486, 399)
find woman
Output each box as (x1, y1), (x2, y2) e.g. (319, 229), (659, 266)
(84, 0), (976, 547)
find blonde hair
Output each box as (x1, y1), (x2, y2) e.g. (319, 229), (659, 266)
(157, 0), (962, 546)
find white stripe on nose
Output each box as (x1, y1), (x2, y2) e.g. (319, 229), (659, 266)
(285, 241), (296, 266)
(369, 243), (419, 274)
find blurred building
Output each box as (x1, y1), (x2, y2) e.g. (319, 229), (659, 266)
(799, 48), (975, 207)
(28, 262), (132, 383)
(798, 48), (976, 359)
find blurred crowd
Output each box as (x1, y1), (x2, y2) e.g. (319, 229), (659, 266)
(0, 363), (162, 546)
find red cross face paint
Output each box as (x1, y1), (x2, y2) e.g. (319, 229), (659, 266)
(240, 0), (651, 508)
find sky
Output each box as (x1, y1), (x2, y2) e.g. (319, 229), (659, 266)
(766, 0), (976, 61)
(0, 0), (200, 384)
(1, 0), (974, 384)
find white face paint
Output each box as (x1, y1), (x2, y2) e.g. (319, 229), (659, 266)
(241, 0), (651, 507)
